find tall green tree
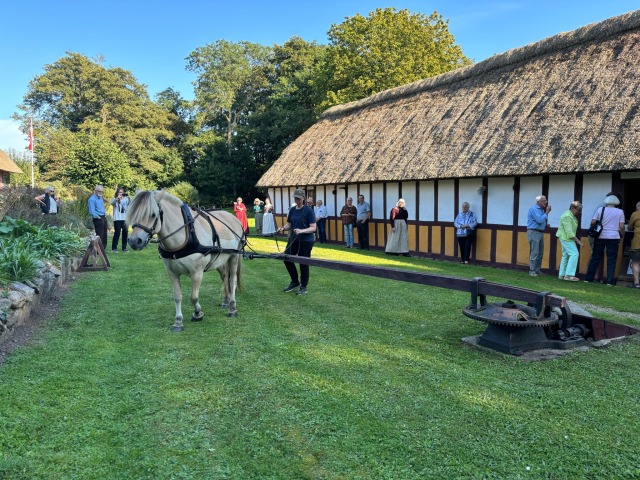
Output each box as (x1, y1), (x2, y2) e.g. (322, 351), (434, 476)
(15, 52), (183, 188)
(244, 37), (325, 183)
(64, 132), (133, 188)
(186, 41), (272, 158)
(186, 40), (272, 198)
(320, 8), (471, 109)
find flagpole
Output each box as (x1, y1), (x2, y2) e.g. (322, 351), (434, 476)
(29, 118), (34, 188)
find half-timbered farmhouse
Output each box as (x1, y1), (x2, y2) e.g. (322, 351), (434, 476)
(257, 10), (640, 276)
(0, 150), (23, 188)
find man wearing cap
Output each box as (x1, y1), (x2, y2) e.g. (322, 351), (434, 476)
(526, 195), (551, 276)
(277, 189), (317, 295)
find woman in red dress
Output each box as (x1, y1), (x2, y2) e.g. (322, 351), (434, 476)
(234, 197), (249, 234)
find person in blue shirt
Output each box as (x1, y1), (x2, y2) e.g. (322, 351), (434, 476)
(88, 184), (107, 249)
(454, 202), (478, 264)
(356, 194), (371, 250)
(526, 195), (552, 276)
(277, 189), (317, 295)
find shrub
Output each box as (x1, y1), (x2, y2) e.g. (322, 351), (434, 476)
(0, 217), (87, 284)
(0, 185), (91, 233)
(167, 181), (200, 205)
(25, 227), (86, 263)
(0, 237), (41, 283)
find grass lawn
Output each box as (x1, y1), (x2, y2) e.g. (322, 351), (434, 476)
(0, 232), (639, 479)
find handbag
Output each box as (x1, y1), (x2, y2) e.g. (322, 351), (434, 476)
(466, 228), (475, 237)
(587, 207), (605, 238)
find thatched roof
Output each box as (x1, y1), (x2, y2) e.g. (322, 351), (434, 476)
(0, 150), (23, 174)
(257, 10), (640, 187)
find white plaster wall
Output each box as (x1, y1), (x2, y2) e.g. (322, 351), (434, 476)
(371, 183), (384, 219)
(266, 188), (275, 212)
(459, 178), (484, 224)
(324, 185), (336, 216)
(486, 177), (514, 226)
(518, 177), (543, 226)
(345, 185), (357, 206)
(548, 175), (576, 227)
(402, 181), (417, 220)
(419, 181), (435, 221)
(582, 173), (613, 228)
(359, 185), (372, 206)
(385, 182), (399, 219)
(314, 186), (325, 206)
(438, 180), (455, 223)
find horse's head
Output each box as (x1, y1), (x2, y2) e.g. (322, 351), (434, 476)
(126, 190), (164, 250)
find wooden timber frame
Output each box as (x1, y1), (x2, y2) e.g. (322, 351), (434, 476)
(78, 236), (110, 272)
(249, 253), (639, 343)
(271, 254), (567, 317)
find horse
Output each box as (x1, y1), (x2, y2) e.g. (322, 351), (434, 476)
(126, 190), (245, 331)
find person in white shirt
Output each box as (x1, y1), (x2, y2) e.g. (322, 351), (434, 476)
(314, 200), (328, 243)
(35, 186), (61, 214)
(110, 187), (130, 252)
(584, 194), (625, 285)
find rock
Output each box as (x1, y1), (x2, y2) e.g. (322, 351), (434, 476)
(48, 266), (62, 277)
(0, 298), (11, 312)
(23, 280), (40, 294)
(10, 282), (36, 303)
(8, 290), (26, 309)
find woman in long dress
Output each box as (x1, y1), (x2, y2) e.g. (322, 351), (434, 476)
(385, 199), (410, 256)
(262, 199), (277, 236)
(234, 197), (249, 234)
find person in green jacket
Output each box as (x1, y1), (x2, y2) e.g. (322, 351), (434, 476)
(556, 201), (584, 281)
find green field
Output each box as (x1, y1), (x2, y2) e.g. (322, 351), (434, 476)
(1, 235), (638, 479)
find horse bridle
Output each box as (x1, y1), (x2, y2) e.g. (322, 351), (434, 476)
(131, 203), (164, 247)
(130, 202), (205, 248)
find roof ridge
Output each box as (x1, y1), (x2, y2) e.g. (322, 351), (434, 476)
(321, 9), (640, 119)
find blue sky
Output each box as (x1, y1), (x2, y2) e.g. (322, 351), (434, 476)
(1, 0), (638, 152)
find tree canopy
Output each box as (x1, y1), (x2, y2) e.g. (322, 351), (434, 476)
(16, 52), (182, 190)
(14, 8), (470, 204)
(320, 8), (470, 108)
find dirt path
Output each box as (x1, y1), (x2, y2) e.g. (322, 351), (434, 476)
(0, 283), (69, 365)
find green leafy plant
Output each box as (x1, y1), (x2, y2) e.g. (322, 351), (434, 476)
(0, 238), (41, 282)
(25, 227), (86, 263)
(0, 216), (39, 238)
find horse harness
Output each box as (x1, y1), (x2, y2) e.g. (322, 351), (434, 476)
(132, 202), (246, 263)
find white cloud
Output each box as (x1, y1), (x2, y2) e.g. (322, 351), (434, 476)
(0, 118), (27, 153)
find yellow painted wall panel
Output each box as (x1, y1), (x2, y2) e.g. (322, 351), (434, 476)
(333, 220), (341, 242)
(408, 225), (417, 251)
(495, 231), (512, 264)
(444, 227), (455, 256)
(432, 226), (441, 254)
(419, 226), (428, 252)
(516, 232), (530, 266)
(475, 229), (491, 261)
(377, 223), (385, 247)
(541, 234), (550, 269)
(578, 244), (591, 274)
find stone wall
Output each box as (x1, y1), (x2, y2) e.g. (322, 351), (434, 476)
(0, 257), (80, 345)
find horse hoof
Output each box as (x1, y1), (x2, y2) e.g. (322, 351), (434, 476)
(227, 312), (238, 318)
(172, 326), (184, 332)
(191, 314), (204, 322)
